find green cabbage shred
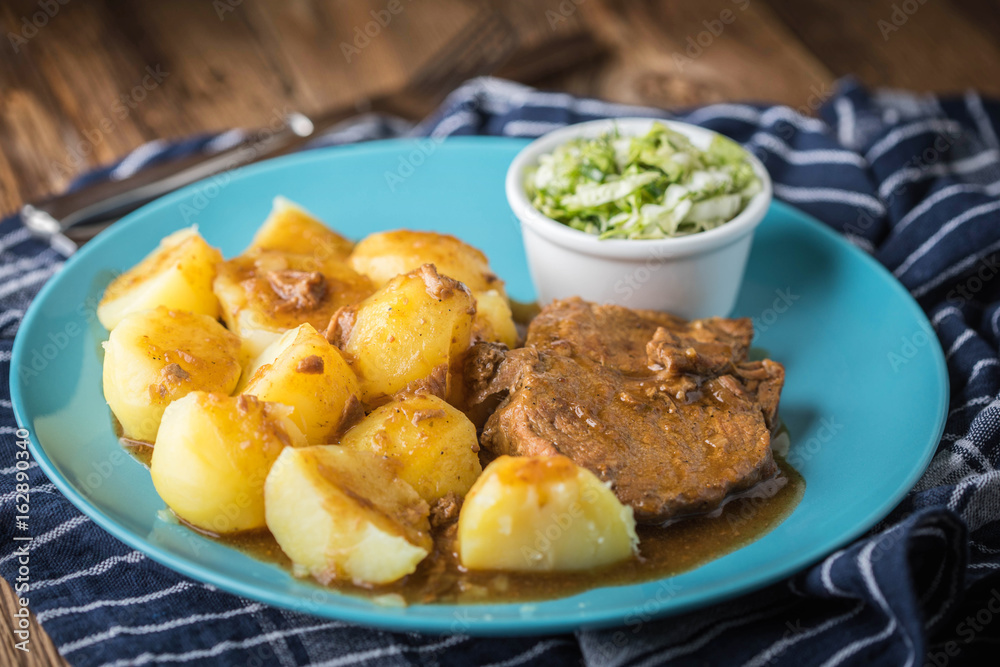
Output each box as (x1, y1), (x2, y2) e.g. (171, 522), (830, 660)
(524, 123), (761, 239)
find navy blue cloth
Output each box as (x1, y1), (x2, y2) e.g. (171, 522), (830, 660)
(3, 77), (1000, 666)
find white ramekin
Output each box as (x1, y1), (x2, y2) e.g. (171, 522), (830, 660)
(505, 117), (773, 319)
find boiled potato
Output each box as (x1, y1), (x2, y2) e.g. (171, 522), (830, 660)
(213, 250), (373, 362)
(98, 227), (222, 331)
(458, 455), (639, 571)
(241, 323), (360, 443)
(265, 445), (432, 585)
(339, 394), (481, 502)
(103, 307), (242, 442)
(151, 392), (306, 533)
(472, 289), (517, 348)
(350, 230), (506, 296)
(338, 264), (475, 404)
(248, 196), (354, 264)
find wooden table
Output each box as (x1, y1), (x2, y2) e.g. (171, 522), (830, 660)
(1, 0), (998, 664)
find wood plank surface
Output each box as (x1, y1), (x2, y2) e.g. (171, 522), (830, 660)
(2, 1), (999, 664)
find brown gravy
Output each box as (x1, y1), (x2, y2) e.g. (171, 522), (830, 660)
(123, 434), (802, 605)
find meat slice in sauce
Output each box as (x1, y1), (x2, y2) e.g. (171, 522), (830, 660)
(466, 297), (785, 524)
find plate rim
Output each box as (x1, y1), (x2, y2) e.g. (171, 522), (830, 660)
(10, 136), (949, 636)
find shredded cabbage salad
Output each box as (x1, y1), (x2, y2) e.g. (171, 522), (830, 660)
(524, 123), (762, 240)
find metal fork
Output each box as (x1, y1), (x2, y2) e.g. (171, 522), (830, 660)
(22, 9), (518, 251)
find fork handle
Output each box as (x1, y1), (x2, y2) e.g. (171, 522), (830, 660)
(21, 113), (315, 242)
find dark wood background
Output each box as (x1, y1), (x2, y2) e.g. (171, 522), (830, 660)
(2, 0), (999, 664)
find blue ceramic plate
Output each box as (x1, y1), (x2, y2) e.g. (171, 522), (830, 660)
(10, 138), (947, 636)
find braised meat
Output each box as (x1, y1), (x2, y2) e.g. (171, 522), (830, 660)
(466, 298), (784, 524)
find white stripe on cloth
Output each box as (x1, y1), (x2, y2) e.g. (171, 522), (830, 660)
(321, 115), (401, 145)
(892, 181), (1000, 238)
(945, 330), (975, 359)
(966, 91), (1000, 150)
(954, 437), (994, 471)
(771, 183), (886, 216)
(0, 250), (61, 283)
(98, 622), (359, 667)
(892, 200), (1000, 278)
(683, 104), (828, 134)
(968, 562), (1000, 569)
(948, 395), (995, 417)
(947, 479), (974, 514)
(511, 88), (668, 121)
(834, 97), (857, 149)
(750, 132), (867, 167)
(478, 639), (572, 667)
(36, 581), (194, 623)
(819, 541), (914, 667)
(971, 540), (1000, 554)
(427, 78), (517, 117)
(502, 120), (568, 137)
(877, 149), (1000, 200)
(0, 227), (32, 255)
(0, 309), (25, 331)
(309, 636), (469, 667)
(865, 119), (964, 164)
(429, 110), (480, 139)
(0, 461), (36, 475)
(845, 234), (876, 253)
(59, 603), (267, 655)
(741, 602), (866, 667)
(519, 90), (575, 110)
(914, 449), (978, 493)
(203, 129), (247, 154)
(931, 306), (962, 327)
(969, 359), (999, 382)
(821, 550), (854, 597)
(33, 551), (145, 590)
(633, 602), (799, 667)
(575, 96), (666, 118)
(109, 140), (169, 181)
(0, 482), (55, 504)
(0, 265), (62, 301)
(764, 107), (831, 133)
(950, 471), (1000, 531)
(911, 235), (1000, 298)
(0, 515), (88, 566)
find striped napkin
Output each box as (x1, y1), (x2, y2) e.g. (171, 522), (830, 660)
(2, 77), (1000, 666)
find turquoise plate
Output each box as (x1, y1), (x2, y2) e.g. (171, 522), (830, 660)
(10, 138), (948, 636)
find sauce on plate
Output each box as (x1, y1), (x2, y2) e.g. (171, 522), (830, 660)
(121, 428), (802, 605)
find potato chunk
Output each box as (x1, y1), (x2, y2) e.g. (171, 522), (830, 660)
(265, 445), (432, 585)
(458, 455), (639, 571)
(98, 227), (222, 330)
(241, 323), (360, 443)
(248, 196), (354, 263)
(102, 307), (242, 442)
(213, 250), (373, 361)
(339, 394), (481, 502)
(151, 392), (305, 534)
(472, 289), (517, 348)
(335, 264), (475, 404)
(350, 229), (506, 295)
